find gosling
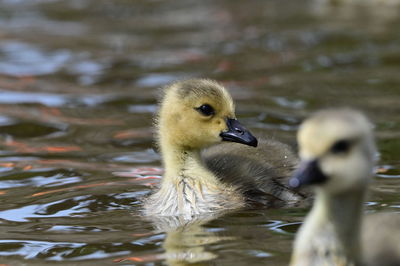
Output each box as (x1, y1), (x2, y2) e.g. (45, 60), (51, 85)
(289, 109), (400, 266)
(143, 79), (308, 218)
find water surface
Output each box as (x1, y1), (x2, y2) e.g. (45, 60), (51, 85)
(0, 0), (399, 265)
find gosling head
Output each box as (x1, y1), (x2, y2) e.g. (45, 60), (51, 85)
(289, 109), (377, 194)
(157, 79), (257, 150)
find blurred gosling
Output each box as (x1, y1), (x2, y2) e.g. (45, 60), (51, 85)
(289, 109), (400, 266)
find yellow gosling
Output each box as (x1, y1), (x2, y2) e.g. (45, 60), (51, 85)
(143, 79), (255, 218)
(144, 79), (308, 219)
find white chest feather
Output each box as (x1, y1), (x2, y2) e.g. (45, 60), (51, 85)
(143, 175), (244, 219)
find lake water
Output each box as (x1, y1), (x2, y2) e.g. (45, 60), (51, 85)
(0, 0), (399, 265)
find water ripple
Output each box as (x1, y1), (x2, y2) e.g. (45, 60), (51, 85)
(104, 149), (160, 164)
(0, 240), (85, 260)
(0, 91), (111, 107)
(0, 41), (70, 76)
(0, 171), (82, 189)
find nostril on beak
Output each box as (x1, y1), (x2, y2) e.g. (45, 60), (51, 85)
(235, 127), (244, 135)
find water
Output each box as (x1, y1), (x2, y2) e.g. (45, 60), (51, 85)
(0, 0), (399, 265)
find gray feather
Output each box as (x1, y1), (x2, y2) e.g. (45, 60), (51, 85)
(203, 137), (312, 208)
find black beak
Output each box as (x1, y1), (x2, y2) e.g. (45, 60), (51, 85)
(288, 160), (327, 188)
(220, 118), (258, 147)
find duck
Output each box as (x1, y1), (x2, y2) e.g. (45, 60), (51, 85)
(143, 79), (309, 219)
(289, 109), (400, 266)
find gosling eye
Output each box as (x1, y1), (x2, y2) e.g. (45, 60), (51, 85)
(330, 139), (351, 154)
(195, 104), (215, 116)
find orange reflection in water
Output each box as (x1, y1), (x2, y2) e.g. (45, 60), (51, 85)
(3, 139), (81, 154)
(114, 254), (163, 263)
(31, 182), (111, 197)
(113, 128), (153, 140)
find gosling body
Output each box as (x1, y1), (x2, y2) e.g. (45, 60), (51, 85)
(144, 79), (307, 218)
(144, 79), (253, 218)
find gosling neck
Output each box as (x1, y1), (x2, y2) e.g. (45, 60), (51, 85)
(304, 187), (366, 265)
(159, 137), (216, 184)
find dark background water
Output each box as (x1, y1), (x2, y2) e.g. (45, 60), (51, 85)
(0, 0), (399, 265)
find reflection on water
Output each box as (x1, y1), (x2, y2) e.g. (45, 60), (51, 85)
(0, 0), (399, 265)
